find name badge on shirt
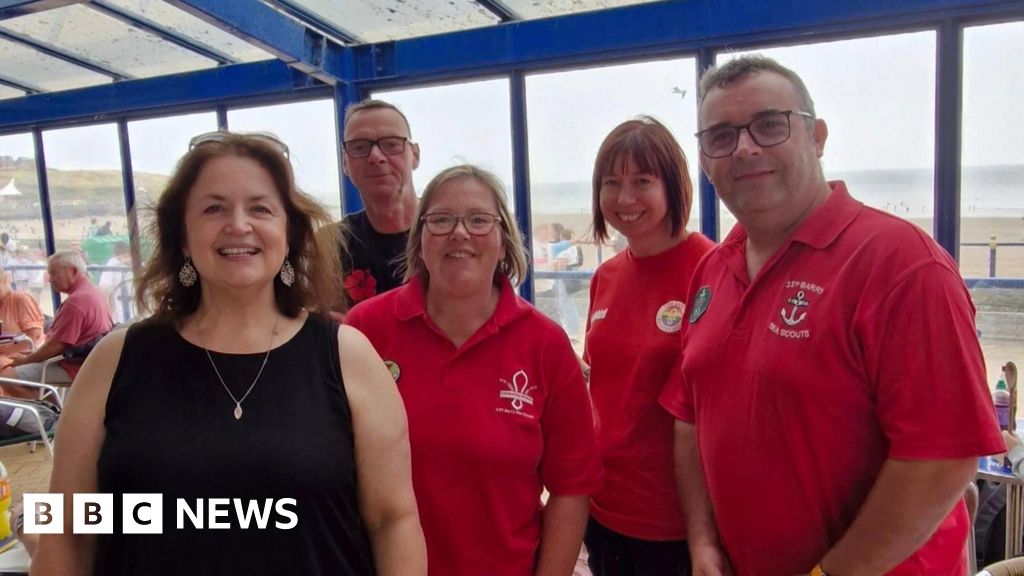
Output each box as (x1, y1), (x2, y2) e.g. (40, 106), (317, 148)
(689, 286), (712, 324)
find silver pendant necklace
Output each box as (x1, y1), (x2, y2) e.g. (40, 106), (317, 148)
(199, 315), (280, 420)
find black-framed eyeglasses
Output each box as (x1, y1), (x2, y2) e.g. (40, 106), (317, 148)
(343, 137), (409, 158)
(696, 110), (815, 159)
(189, 130), (290, 158)
(421, 212), (502, 236)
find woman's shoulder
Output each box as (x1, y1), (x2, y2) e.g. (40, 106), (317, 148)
(10, 290), (40, 309)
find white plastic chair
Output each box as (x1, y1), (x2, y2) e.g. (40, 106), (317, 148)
(0, 377), (64, 458)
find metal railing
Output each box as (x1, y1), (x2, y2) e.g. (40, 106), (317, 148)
(962, 236), (1024, 279)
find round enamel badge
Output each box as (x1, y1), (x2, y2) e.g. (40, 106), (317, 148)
(384, 360), (401, 382)
(655, 300), (686, 333)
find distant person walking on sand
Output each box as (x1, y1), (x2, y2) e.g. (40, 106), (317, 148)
(583, 116), (714, 575)
(661, 54), (1002, 576)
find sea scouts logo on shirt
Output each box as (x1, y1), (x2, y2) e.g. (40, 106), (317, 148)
(689, 286), (712, 324)
(655, 300), (686, 333)
(767, 280), (824, 340)
(496, 370), (536, 420)
(384, 360), (401, 382)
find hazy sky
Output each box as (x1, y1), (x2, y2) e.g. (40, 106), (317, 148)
(1, 21), (1021, 204)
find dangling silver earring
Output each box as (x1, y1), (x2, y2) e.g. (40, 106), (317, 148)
(279, 259), (295, 287)
(178, 256), (197, 287)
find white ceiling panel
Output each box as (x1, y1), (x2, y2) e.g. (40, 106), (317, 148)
(0, 4), (218, 79)
(102, 0), (275, 63)
(281, 0), (500, 42)
(0, 38), (111, 92)
(0, 85), (27, 101)
(501, 0), (659, 20)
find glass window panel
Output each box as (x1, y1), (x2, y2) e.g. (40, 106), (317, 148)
(962, 21), (1024, 405)
(125, 112), (218, 322)
(0, 4), (217, 79)
(229, 99), (342, 220)
(287, 0), (498, 42)
(42, 124), (129, 315)
(102, 0), (274, 63)
(0, 85), (26, 100)
(502, 0), (659, 20)
(373, 78), (514, 205)
(716, 32), (936, 237)
(0, 133), (50, 316)
(526, 57), (699, 346)
(0, 38), (110, 92)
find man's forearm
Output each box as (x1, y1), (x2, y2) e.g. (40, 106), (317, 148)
(674, 421), (719, 545)
(820, 457), (977, 575)
(12, 339), (64, 367)
(674, 421), (733, 576)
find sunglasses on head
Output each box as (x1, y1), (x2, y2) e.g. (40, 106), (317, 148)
(188, 131), (290, 158)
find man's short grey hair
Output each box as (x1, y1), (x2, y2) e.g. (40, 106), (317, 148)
(699, 55), (817, 118)
(49, 250), (87, 275)
(343, 99), (413, 139)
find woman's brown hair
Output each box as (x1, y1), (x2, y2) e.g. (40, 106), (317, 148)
(591, 115), (693, 243)
(136, 132), (344, 322)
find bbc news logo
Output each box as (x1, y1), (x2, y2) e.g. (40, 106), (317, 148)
(23, 494), (298, 534)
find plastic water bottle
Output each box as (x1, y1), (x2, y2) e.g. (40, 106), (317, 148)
(0, 460), (13, 551)
(994, 376), (1011, 430)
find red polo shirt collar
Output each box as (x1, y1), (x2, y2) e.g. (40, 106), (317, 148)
(68, 274), (90, 294)
(393, 273), (532, 350)
(720, 181), (862, 282)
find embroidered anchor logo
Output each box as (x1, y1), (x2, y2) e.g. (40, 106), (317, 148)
(499, 370), (535, 411)
(780, 290), (810, 326)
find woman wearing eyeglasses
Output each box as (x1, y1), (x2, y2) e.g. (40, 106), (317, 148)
(345, 165), (602, 576)
(582, 116), (715, 576)
(33, 132), (425, 576)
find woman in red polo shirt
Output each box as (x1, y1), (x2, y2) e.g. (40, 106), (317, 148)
(346, 164), (602, 576)
(583, 116), (715, 575)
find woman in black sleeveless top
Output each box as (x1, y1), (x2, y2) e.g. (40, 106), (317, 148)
(33, 132), (426, 576)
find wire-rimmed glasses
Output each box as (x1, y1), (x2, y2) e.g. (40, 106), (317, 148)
(421, 212), (502, 236)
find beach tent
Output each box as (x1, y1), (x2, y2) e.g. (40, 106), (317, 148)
(0, 179), (21, 197)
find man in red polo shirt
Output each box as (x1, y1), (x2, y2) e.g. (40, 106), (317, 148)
(1, 250), (112, 396)
(660, 55), (1003, 576)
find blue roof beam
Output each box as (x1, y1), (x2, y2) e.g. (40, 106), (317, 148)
(351, 0), (1024, 85)
(0, 27), (132, 80)
(0, 60), (316, 133)
(88, 0), (239, 66)
(262, 0), (362, 45)
(474, 0), (521, 22)
(0, 0), (84, 21)
(165, 0), (346, 85)
(0, 72), (39, 93)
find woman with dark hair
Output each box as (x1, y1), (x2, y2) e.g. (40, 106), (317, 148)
(33, 132), (425, 576)
(583, 116), (714, 575)
(346, 165), (602, 576)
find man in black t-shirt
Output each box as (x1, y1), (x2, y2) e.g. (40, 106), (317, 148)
(338, 100), (421, 308)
